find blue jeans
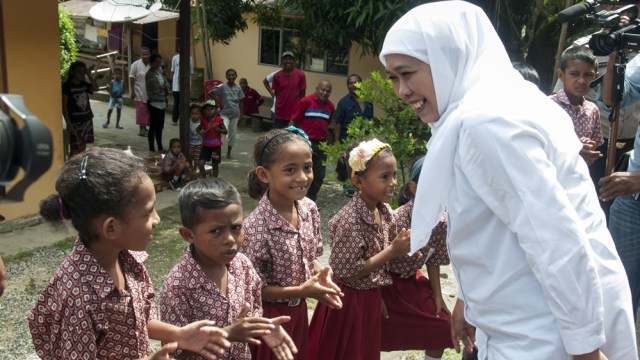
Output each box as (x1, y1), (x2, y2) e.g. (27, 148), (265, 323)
(609, 194), (640, 320)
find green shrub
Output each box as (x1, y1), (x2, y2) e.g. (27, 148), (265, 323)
(323, 71), (430, 186)
(59, 7), (77, 80)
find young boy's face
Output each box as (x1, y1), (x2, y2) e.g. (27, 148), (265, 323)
(557, 59), (597, 100)
(114, 70), (122, 81)
(190, 107), (201, 122)
(170, 141), (181, 156)
(203, 105), (219, 118)
(181, 204), (244, 268)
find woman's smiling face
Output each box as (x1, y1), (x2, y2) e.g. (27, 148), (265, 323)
(385, 53), (440, 124)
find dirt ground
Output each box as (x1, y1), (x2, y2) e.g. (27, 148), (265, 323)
(0, 100), (462, 359)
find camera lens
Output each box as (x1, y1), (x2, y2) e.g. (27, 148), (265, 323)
(589, 32), (618, 56)
(0, 111), (17, 184)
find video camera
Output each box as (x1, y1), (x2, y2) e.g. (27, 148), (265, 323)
(559, 1), (640, 56)
(0, 94), (53, 219)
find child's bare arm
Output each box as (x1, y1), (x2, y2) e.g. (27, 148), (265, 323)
(427, 265), (450, 316)
(147, 319), (229, 359)
(217, 122), (228, 134)
(342, 228), (411, 282)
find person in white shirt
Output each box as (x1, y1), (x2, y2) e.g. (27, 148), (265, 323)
(129, 47), (151, 137)
(380, 2), (637, 360)
(170, 53), (194, 126)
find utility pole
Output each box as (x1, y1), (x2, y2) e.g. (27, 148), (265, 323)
(178, 0), (191, 156)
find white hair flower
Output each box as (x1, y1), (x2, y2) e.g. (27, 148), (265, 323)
(348, 139), (391, 172)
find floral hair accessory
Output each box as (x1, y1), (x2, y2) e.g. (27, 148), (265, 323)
(285, 126), (312, 148)
(349, 139), (390, 172)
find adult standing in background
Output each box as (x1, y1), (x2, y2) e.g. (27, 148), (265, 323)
(291, 80), (334, 201)
(210, 68), (244, 159)
(262, 69), (280, 122)
(145, 53), (170, 153)
(380, 2), (636, 359)
(170, 52), (194, 126)
(334, 74), (374, 142)
(271, 51), (306, 128)
(129, 47), (151, 137)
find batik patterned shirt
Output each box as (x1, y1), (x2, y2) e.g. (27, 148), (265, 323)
(243, 194), (323, 303)
(550, 89), (604, 147)
(329, 194), (395, 290)
(159, 246), (262, 360)
(389, 200), (450, 278)
(28, 239), (156, 360)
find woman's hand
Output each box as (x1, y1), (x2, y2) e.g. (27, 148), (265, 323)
(451, 299), (476, 353)
(225, 303), (275, 345)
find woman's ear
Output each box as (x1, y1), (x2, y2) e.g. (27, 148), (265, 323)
(179, 227), (196, 244)
(255, 166), (270, 184)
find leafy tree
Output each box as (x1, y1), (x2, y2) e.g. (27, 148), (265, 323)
(322, 71), (430, 186)
(58, 7), (77, 80)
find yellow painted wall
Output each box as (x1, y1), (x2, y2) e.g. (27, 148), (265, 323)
(158, 20), (176, 77)
(192, 14), (385, 106)
(1, 0), (64, 220)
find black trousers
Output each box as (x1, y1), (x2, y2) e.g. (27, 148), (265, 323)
(589, 137), (635, 221)
(172, 91), (180, 123)
(273, 117), (289, 129)
(148, 104), (165, 152)
(308, 140), (327, 201)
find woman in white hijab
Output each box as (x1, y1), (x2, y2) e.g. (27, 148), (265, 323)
(380, 1), (636, 360)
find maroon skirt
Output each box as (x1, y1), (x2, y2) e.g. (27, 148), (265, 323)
(251, 300), (309, 360)
(381, 271), (454, 351)
(308, 284), (382, 360)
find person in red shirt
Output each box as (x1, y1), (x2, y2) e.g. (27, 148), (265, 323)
(290, 80), (335, 201)
(270, 51), (306, 129)
(240, 77), (264, 117)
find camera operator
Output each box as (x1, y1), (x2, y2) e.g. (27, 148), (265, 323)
(596, 49), (640, 320)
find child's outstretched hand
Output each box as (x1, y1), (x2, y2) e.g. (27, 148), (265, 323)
(317, 266), (344, 308)
(300, 268), (344, 309)
(390, 228), (411, 258)
(177, 320), (230, 359)
(225, 303), (275, 345)
(139, 342), (178, 360)
(261, 316), (298, 360)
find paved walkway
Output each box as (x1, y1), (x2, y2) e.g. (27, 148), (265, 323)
(0, 99), (262, 257)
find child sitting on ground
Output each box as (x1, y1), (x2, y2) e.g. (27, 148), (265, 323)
(159, 178), (297, 360)
(31, 147), (230, 360)
(198, 99), (227, 178)
(550, 46), (603, 166)
(162, 138), (188, 190)
(104, 68), (124, 129)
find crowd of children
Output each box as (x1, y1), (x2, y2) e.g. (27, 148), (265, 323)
(31, 130), (461, 359)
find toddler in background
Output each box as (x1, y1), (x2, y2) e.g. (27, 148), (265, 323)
(104, 67), (125, 129)
(160, 178), (297, 360)
(198, 99), (227, 178)
(162, 138), (188, 190)
(30, 147), (230, 360)
(189, 104), (203, 172)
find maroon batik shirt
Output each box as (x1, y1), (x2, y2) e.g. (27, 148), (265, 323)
(242, 194), (323, 303)
(388, 200), (450, 278)
(159, 246), (263, 360)
(28, 239), (156, 360)
(549, 89), (604, 147)
(329, 193), (395, 290)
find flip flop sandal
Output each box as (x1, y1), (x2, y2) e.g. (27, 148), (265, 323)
(102, 123), (109, 128)
(116, 126), (124, 129)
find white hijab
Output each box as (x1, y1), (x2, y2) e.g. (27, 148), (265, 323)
(380, 1), (552, 252)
